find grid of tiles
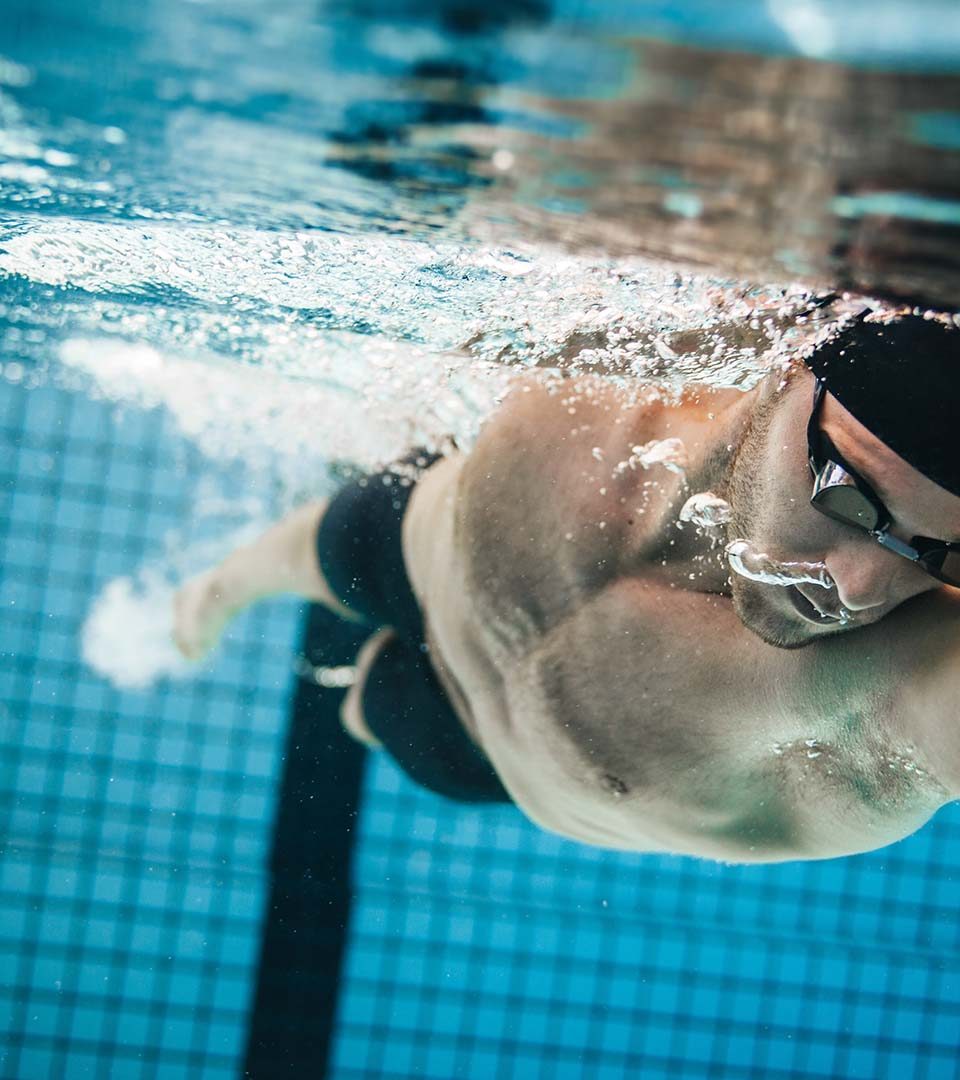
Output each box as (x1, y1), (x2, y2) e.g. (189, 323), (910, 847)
(0, 378), (301, 1079)
(331, 756), (960, 1079)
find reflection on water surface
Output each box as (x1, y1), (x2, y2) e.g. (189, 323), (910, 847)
(0, 0), (957, 472)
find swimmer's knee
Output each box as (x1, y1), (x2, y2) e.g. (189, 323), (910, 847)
(340, 628), (395, 748)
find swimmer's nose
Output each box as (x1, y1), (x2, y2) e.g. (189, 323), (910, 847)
(826, 541), (935, 613)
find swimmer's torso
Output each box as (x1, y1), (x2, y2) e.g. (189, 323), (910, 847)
(404, 376), (957, 862)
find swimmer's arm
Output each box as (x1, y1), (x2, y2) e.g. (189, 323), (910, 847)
(715, 741), (948, 862)
(688, 644), (952, 861)
(678, 596), (957, 859)
(626, 712), (945, 863)
(891, 589), (960, 800)
(455, 374), (624, 633)
(173, 500), (358, 660)
(513, 582), (951, 863)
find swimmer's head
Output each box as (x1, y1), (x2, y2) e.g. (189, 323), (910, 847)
(803, 313), (960, 496)
(721, 313), (960, 649)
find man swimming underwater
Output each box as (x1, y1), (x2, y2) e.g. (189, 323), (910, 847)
(174, 311), (960, 863)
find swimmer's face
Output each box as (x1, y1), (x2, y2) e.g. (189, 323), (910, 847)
(725, 366), (960, 649)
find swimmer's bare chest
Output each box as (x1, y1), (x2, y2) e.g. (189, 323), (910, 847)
(404, 378), (954, 862)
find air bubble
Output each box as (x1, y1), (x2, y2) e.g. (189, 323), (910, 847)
(725, 539), (833, 588)
(679, 491), (731, 529)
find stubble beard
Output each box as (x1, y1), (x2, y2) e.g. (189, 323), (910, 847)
(721, 381), (821, 651)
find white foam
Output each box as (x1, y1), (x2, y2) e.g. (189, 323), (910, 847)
(81, 572), (190, 690)
(57, 334), (508, 491)
(0, 218), (833, 385)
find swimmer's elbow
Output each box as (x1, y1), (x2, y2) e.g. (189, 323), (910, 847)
(700, 759), (946, 863)
(775, 786), (944, 861)
(703, 817), (918, 863)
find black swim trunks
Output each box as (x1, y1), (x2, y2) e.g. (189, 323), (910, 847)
(315, 452), (512, 805)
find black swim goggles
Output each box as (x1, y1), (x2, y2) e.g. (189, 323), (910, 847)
(807, 379), (960, 588)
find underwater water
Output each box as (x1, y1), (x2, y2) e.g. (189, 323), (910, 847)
(2, 2), (960, 1078)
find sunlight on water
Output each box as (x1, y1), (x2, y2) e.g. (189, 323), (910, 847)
(1, 218), (850, 497)
(0, 219), (825, 379)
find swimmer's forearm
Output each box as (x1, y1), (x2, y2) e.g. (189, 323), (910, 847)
(214, 501), (354, 616)
(174, 501), (358, 660)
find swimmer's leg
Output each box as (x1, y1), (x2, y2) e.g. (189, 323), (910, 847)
(348, 629), (511, 802)
(173, 501), (360, 660)
(339, 628), (391, 748)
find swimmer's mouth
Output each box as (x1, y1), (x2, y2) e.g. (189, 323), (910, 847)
(787, 584), (847, 626)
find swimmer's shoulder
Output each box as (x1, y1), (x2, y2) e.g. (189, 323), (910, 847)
(451, 376), (665, 638)
(875, 587), (960, 799)
(457, 373), (670, 541)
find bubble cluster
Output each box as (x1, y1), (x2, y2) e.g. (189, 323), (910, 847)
(613, 437), (689, 478)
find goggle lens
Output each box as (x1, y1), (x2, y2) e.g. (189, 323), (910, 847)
(812, 485), (882, 531)
(809, 380), (960, 591)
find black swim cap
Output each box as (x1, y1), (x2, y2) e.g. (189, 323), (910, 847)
(804, 314), (960, 497)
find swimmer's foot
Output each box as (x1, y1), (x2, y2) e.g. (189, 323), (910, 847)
(173, 569), (239, 661)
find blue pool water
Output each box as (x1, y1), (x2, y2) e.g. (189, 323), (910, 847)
(2, 2), (960, 1078)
